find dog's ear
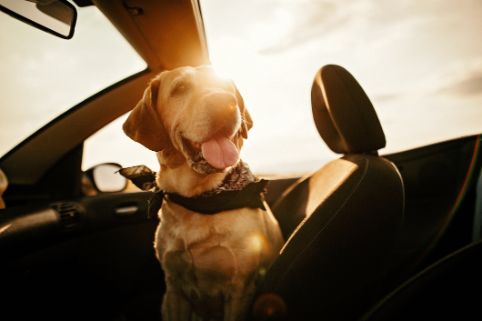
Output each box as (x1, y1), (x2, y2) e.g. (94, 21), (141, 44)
(123, 76), (171, 151)
(235, 86), (253, 139)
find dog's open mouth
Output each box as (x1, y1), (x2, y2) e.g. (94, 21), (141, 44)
(181, 134), (240, 174)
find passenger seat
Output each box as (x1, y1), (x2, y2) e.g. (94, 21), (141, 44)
(253, 65), (405, 321)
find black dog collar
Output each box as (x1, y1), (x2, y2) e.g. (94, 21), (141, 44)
(120, 162), (268, 216)
(149, 179), (268, 216)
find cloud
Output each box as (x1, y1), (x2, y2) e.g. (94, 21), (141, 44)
(257, 0), (421, 55)
(373, 93), (401, 103)
(435, 61), (482, 97)
(257, 0), (481, 56)
(439, 69), (482, 97)
(258, 1), (348, 54)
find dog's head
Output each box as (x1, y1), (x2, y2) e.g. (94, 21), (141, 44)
(123, 65), (252, 174)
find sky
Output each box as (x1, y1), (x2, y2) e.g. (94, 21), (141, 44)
(1, 0), (481, 175)
(201, 0), (482, 173)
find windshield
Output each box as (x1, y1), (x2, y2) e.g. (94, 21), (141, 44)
(201, 0), (482, 174)
(0, 4), (146, 157)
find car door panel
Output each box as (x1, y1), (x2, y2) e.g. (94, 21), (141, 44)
(385, 135), (482, 280)
(0, 191), (164, 321)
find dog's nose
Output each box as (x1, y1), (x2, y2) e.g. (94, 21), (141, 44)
(205, 92), (237, 110)
(205, 93), (240, 135)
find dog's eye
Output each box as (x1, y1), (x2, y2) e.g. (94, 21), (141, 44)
(171, 81), (190, 96)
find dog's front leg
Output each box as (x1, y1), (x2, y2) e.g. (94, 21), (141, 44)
(162, 286), (192, 321)
(224, 280), (256, 321)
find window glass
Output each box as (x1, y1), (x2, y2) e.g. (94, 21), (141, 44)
(0, 4), (146, 157)
(82, 115), (159, 172)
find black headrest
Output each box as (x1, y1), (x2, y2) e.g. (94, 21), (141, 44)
(311, 64), (386, 154)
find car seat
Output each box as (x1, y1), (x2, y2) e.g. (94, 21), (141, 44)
(253, 65), (405, 321)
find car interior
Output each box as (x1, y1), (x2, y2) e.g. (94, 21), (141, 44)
(1, 1), (481, 321)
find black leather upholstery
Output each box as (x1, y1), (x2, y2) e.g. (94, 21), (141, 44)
(311, 65), (386, 154)
(254, 65), (404, 321)
(360, 241), (482, 321)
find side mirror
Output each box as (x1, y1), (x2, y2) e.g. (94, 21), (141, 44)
(82, 163), (127, 195)
(0, 0), (77, 39)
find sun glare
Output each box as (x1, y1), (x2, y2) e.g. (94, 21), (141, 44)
(248, 233), (265, 253)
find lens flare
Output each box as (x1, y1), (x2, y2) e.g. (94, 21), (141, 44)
(248, 233), (265, 253)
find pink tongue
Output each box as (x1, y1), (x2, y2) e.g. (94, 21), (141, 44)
(201, 136), (239, 169)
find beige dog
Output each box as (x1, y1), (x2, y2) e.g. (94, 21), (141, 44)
(123, 65), (283, 321)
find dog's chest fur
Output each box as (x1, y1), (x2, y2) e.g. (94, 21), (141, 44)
(155, 205), (275, 316)
(153, 164), (280, 316)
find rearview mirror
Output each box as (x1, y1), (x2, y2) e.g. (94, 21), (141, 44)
(0, 0), (77, 39)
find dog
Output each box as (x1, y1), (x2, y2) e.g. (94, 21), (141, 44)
(122, 65), (284, 321)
